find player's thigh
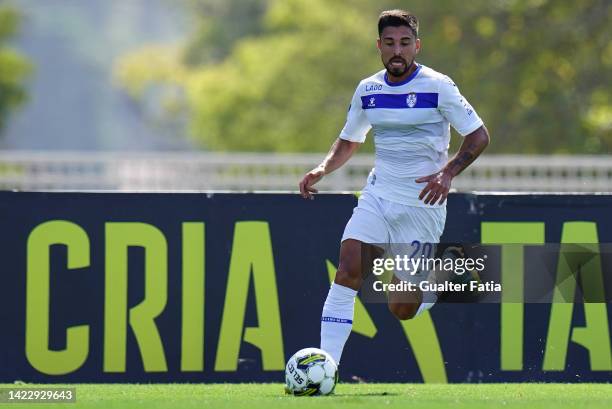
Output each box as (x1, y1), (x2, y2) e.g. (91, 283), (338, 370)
(337, 191), (389, 288)
(341, 190), (390, 246)
(385, 205), (444, 313)
(388, 204), (446, 281)
(388, 205), (446, 247)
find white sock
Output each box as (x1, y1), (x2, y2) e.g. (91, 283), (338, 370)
(415, 290), (437, 317)
(415, 301), (435, 317)
(320, 282), (357, 364)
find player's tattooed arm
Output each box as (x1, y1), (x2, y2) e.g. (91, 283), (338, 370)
(416, 125), (490, 205)
(445, 126), (490, 177)
(299, 138), (361, 199)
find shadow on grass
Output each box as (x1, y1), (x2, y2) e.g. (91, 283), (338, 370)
(333, 392), (399, 397)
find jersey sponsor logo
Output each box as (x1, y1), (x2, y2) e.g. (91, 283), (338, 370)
(361, 93), (438, 109)
(406, 92), (417, 108)
(365, 84), (383, 92)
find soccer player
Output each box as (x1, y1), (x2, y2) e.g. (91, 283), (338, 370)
(298, 9), (490, 365)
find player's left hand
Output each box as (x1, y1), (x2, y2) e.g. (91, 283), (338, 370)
(416, 171), (453, 205)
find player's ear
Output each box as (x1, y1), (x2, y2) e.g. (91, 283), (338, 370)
(376, 38), (382, 51)
(415, 38), (421, 54)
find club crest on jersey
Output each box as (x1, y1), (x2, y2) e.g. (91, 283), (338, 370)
(406, 93), (417, 108)
(368, 97), (376, 107)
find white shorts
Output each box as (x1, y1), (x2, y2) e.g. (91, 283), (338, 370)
(341, 188), (447, 283)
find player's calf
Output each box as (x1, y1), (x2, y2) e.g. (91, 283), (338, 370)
(387, 274), (423, 320)
(321, 240), (383, 364)
(320, 239), (362, 364)
(388, 302), (420, 320)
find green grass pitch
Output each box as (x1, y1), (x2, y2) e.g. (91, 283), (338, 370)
(1, 383), (611, 409)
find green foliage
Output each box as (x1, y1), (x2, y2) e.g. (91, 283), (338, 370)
(408, 0), (612, 154)
(0, 6), (31, 133)
(116, 0), (612, 153)
(181, 0), (268, 66)
(186, 0), (381, 152)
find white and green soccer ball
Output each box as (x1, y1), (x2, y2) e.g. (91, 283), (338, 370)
(284, 348), (338, 396)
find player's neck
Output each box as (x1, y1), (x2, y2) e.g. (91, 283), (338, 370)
(386, 61), (418, 84)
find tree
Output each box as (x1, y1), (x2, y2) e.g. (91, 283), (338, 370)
(186, 0), (382, 152)
(0, 6), (31, 134)
(116, 0), (612, 153)
(181, 0), (268, 66)
(409, 0), (612, 154)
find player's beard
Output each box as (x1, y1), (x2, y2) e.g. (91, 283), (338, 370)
(385, 57), (414, 78)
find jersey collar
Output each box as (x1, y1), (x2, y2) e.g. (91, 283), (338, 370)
(384, 63), (421, 87)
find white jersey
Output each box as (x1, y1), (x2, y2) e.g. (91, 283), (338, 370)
(339, 64), (483, 207)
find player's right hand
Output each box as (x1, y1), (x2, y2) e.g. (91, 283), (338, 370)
(299, 166), (325, 200)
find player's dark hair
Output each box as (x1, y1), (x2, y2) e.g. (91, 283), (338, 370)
(378, 9), (418, 37)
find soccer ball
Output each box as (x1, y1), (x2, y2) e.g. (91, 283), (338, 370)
(284, 348), (338, 396)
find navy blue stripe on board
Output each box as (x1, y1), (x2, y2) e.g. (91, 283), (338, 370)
(361, 92), (438, 109)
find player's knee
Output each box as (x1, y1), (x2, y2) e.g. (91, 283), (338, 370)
(388, 302), (419, 321)
(335, 244), (363, 289)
